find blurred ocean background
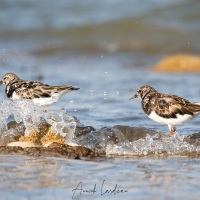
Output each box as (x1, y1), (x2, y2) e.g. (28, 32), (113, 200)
(0, 0), (199, 55)
(0, 0), (200, 200)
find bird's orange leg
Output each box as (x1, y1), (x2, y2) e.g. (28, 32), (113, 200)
(169, 130), (175, 136)
(169, 126), (176, 137)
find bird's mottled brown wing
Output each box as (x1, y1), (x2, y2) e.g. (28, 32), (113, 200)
(13, 81), (51, 99)
(154, 94), (200, 119)
(14, 82), (79, 99)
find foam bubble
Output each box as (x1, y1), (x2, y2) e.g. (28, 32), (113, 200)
(0, 99), (77, 145)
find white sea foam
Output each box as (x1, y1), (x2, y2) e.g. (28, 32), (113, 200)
(74, 126), (200, 156)
(0, 99), (77, 145)
(105, 133), (200, 156)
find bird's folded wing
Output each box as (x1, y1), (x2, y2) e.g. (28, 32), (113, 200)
(14, 81), (51, 99)
(154, 95), (198, 118)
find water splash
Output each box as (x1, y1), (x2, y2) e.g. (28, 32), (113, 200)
(74, 125), (200, 156)
(1, 99), (199, 156)
(0, 100), (77, 145)
(106, 133), (200, 156)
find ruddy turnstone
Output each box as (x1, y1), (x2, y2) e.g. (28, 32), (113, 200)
(0, 72), (80, 106)
(130, 85), (200, 136)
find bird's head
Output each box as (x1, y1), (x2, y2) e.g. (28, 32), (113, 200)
(129, 85), (157, 100)
(0, 73), (19, 85)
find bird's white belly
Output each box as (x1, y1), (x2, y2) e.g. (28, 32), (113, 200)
(12, 92), (58, 106)
(148, 111), (196, 126)
(33, 97), (57, 106)
(12, 92), (21, 99)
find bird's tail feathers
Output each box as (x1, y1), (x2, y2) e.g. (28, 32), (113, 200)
(40, 85), (79, 98)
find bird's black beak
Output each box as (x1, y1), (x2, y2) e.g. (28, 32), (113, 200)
(0, 80), (3, 85)
(129, 92), (139, 100)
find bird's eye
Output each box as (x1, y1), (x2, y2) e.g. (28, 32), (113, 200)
(138, 90), (141, 93)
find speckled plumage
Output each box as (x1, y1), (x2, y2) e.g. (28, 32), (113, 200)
(130, 85), (200, 136)
(0, 72), (80, 106)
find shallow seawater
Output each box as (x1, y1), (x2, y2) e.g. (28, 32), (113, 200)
(0, 55), (200, 199)
(0, 0), (200, 199)
(0, 155), (200, 200)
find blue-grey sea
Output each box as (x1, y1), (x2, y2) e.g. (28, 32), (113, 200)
(0, 0), (200, 199)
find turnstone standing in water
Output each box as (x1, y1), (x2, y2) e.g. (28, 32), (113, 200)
(0, 72), (80, 106)
(129, 85), (200, 136)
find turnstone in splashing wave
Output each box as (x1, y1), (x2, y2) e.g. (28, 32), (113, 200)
(130, 85), (200, 136)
